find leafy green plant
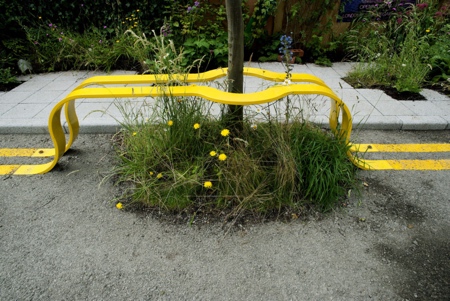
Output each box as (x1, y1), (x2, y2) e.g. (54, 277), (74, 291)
(164, 0), (229, 70)
(19, 16), (154, 72)
(253, 33), (281, 62)
(245, 0), (278, 45)
(427, 23), (450, 84)
(345, 1), (448, 92)
(0, 67), (18, 84)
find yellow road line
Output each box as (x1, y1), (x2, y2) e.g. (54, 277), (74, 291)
(0, 165), (19, 175)
(0, 148), (55, 157)
(350, 143), (450, 153)
(354, 159), (450, 170)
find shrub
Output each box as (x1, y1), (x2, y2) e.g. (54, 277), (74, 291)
(345, 1), (450, 92)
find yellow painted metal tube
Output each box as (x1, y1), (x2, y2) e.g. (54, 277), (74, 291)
(74, 67), (328, 90)
(0, 68), (352, 175)
(65, 83), (352, 142)
(8, 82), (349, 175)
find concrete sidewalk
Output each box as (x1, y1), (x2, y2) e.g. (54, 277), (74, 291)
(0, 62), (449, 134)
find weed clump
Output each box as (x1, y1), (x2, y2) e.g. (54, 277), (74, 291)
(108, 33), (357, 222)
(111, 97), (357, 218)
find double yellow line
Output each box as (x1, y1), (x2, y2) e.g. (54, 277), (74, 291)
(349, 143), (450, 170)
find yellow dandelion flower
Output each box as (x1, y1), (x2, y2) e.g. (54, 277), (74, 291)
(218, 153), (227, 161)
(203, 181), (213, 188)
(193, 123), (200, 130)
(167, 120), (174, 126)
(209, 151), (217, 157)
(221, 129), (230, 137)
(132, 132), (137, 136)
(157, 173), (163, 179)
(116, 202), (123, 209)
(426, 29), (430, 33)
(149, 171), (154, 176)
(116, 40), (120, 43)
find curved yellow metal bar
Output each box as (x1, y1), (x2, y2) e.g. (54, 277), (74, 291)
(1, 82), (352, 175)
(74, 67), (327, 90)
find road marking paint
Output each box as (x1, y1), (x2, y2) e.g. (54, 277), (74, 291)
(361, 159), (450, 170)
(350, 144), (450, 153)
(0, 148), (55, 157)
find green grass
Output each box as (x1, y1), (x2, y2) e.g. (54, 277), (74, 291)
(109, 95), (358, 217)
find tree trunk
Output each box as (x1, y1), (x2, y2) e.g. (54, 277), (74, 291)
(225, 0), (244, 132)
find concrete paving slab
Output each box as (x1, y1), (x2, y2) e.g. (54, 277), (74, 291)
(19, 90), (65, 104)
(399, 101), (448, 116)
(0, 91), (34, 104)
(2, 103), (48, 119)
(44, 80), (80, 91)
(331, 62), (357, 77)
(323, 78), (354, 89)
(420, 88), (450, 101)
(370, 100), (416, 116)
(10, 80), (49, 92)
(0, 103), (17, 115)
(355, 89), (395, 104)
(430, 100), (450, 113)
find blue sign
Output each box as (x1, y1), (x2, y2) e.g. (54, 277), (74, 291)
(339, 0), (417, 22)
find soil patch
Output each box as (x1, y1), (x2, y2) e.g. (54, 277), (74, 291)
(379, 86), (426, 101)
(341, 76), (450, 100)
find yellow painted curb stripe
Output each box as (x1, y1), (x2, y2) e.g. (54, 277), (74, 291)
(350, 144), (450, 153)
(0, 148), (55, 157)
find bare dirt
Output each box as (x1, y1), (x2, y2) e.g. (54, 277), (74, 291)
(1, 130), (449, 300)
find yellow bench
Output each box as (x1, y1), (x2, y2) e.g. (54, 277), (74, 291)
(11, 67), (449, 174)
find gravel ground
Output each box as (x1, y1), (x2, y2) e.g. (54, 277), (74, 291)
(1, 131), (449, 300)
